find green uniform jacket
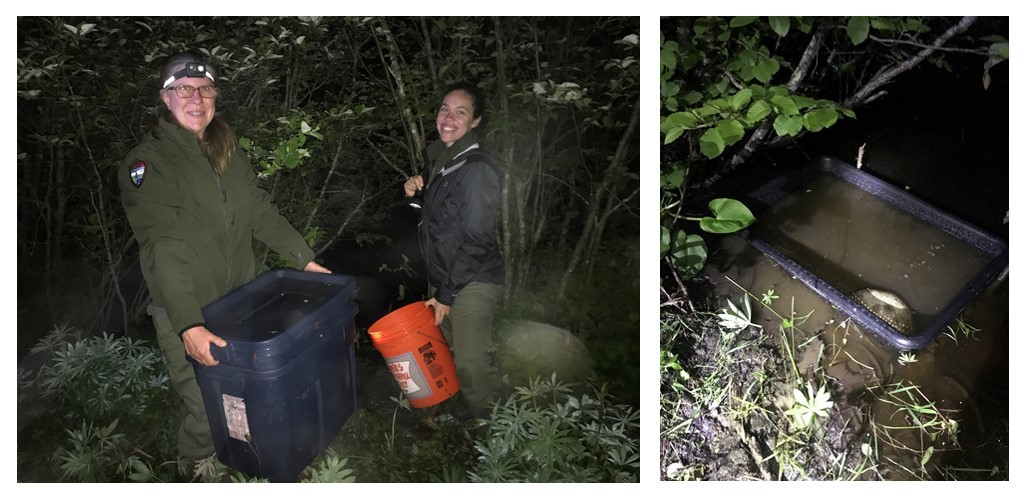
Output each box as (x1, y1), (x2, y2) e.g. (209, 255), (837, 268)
(119, 118), (315, 336)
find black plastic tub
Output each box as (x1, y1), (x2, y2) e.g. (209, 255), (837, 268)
(191, 269), (359, 482)
(741, 156), (1008, 351)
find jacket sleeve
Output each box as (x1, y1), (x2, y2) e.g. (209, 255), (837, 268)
(242, 157), (315, 269)
(119, 154), (205, 336)
(435, 160), (500, 305)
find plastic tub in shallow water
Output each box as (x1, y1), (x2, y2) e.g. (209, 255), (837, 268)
(741, 156), (1008, 350)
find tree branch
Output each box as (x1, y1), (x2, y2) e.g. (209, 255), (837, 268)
(304, 140), (342, 235)
(845, 16), (977, 109)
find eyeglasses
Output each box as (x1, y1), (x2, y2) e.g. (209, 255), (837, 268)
(165, 85), (218, 99)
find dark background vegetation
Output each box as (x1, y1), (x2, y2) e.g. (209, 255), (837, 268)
(17, 16), (640, 482)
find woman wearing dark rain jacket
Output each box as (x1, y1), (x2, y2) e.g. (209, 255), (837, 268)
(403, 82), (506, 419)
(119, 53), (331, 462)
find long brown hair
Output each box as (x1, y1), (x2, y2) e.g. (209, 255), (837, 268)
(152, 107), (236, 175)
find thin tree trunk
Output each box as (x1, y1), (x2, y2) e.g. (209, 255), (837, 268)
(492, 16), (517, 295)
(375, 17), (425, 165)
(304, 140), (343, 236)
(417, 17), (438, 89)
(555, 102), (639, 303)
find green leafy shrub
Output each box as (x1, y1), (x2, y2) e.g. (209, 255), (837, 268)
(19, 325), (179, 482)
(36, 332), (171, 424)
(468, 375), (639, 482)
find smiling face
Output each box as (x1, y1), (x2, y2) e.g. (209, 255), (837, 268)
(161, 76), (216, 137)
(436, 89), (481, 147)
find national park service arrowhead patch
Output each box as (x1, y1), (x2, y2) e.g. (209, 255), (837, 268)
(129, 160), (147, 188)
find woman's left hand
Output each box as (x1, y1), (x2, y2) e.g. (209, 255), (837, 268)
(304, 261), (332, 273)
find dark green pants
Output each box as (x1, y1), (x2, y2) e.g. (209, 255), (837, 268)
(149, 304), (215, 459)
(436, 282), (504, 418)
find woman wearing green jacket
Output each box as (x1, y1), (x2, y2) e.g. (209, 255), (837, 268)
(118, 52), (330, 462)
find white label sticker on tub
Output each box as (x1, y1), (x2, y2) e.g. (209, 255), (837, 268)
(387, 360), (421, 394)
(223, 394), (251, 441)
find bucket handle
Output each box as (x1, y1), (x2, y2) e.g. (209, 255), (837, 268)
(417, 330), (449, 346)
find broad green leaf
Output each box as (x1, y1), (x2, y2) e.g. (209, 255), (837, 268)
(660, 226), (671, 256)
(699, 128), (725, 159)
(771, 95), (799, 116)
(730, 17), (757, 28)
(768, 16), (790, 37)
(773, 114), (803, 136)
(702, 98), (730, 114)
(662, 165), (686, 189)
(793, 17), (814, 34)
(680, 52), (702, 71)
(766, 85), (790, 98)
(903, 18), (930, 33)
(662, 81), (680, 98)
(745, 100), (772, 124)
(661, 46), (677, 72)
(665, 111), (697, 129)
(847, 17), (870, 46)
(670, 231), (707, 277)
(730, 88), (753, 111)
(803, 107), (839, 131)
(700, 198), (756, 234)
(790, 95), (819, 108)
(870, 17), (895, 31)
(664, 126), (684, 145)
(716, 119), (745, 145)
(679, 90), (704, 106)
(737, 48), (757, 66)
(752, 57), (780, 83)
(708, 79), (731, 98)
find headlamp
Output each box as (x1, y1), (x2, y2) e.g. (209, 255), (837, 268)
(163, 62), (217, 89)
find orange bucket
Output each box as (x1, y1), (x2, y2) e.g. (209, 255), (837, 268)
(367, 301), (460, 408)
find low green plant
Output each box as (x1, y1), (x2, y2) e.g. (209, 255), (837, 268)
(661, 196), (756, 279)
(943, 316), (981, 345)
(717, 291), (760, 332)
(19, 325), (179, 482)
(760, 288), (779, 305)
(54, 419), (129, 482)
(386, 394), (412, 456)
(36, 332), (171, 423)
(468, 375), (639, 483)
(784, 382), (834, 432)
(897, 351), (917, 365)
(869, 381), (961, 479)
(430, 465), (467, 483)
(303, 450), (356, 483)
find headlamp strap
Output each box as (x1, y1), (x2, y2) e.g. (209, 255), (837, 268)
(163, 62), (216, 89)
